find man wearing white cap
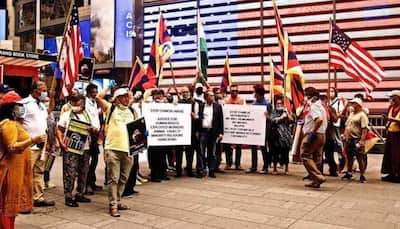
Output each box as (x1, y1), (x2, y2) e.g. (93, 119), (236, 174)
(342, 97), (369, 183)
(96, 86), (138, 217)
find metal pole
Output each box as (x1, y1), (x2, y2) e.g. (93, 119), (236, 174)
(328, 18), (332, 103)
(333, 0), (337, 89)
(260, 0), (264, 84)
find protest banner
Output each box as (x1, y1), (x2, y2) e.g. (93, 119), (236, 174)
(142, 103), (191, 146)
(64, 119), (90, 155)
(127, 117), (147, 156)
(222, 104), (266, 146)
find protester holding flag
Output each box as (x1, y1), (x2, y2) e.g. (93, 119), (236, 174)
(381, 90), (400, 182)
(342, 98), (369, 183)
(301, 87), (328, 188)
(21, 81), (56, 207)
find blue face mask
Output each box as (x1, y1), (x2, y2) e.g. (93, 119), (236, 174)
(39, 91), (48, 101)
(14, 105), (26, 118)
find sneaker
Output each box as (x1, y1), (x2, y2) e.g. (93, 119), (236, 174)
(224, 165), (232, 170)
(341, 173), (353, 180)
(117, 204), (130, 210)
(65, 198), (79, 207)
(245, 168), (257, 173)
(136, 180), (143, 185)
(137, 175), (148, 183)
(109, 208), (120, 217)
(75, 194), (91, 203)
(258, 169), (268, 174)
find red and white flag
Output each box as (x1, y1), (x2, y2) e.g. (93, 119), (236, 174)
(61, 4), (84, 98)
(329, 23), (384, 94)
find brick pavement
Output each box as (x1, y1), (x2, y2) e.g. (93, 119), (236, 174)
(16, 153), (400, 229)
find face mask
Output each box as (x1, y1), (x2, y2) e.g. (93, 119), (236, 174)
(71, 106), (82, 112)
(276, 107), (284, 112)
(39, 91), (48, 101)
(44, 102), (50, 109)
(14, 106), (26, 118)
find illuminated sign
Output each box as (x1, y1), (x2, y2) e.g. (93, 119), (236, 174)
(0, 9), (6, 40)
(115, 0), (134, 66)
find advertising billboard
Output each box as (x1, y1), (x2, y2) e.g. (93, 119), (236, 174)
(115, 0), (134, 67)
(91, 0), (115, 68)
(0, 9), (6, 40)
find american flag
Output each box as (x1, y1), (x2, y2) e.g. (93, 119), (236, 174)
(330, 23), (384, 94)
(61, 4), (83, 98)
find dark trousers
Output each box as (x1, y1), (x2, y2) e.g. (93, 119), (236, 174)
(87, 141), (100, 188)
(62, 150), (90, 198)
(124, 154), (138, 193)
(175, 145), (194, 176)
(225, 144), (242, 167)
(44, 154), (56, 183)
(215, 142), (223, 169)
(250, 145), (269, 171)
(324, 139), (338, 175)
(197, 130), (216, 176)
(149, 147), (167, 180)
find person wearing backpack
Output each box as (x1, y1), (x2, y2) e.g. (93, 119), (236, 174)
(96, 86), (138, 217)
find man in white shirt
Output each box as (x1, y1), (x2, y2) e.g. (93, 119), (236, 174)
(84, 84), (102, 194)
(22, 81), (55, 207)
(195, 90), (224, 178)
(301, 87), (328, 189)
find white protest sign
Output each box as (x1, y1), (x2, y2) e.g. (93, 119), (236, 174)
(222, 104), (266, 146)
(142, 103), (191, 146)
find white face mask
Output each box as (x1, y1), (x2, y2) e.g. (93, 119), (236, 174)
(71, 106), (82, 112)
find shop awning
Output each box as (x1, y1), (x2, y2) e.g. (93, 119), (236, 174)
(0, 49), (57, 68)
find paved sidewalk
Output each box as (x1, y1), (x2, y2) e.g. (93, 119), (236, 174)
(16, 153), (400, 229)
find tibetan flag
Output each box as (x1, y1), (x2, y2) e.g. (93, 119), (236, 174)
(220, 53), (232, 94)
(272, 0), (305, 113)
(330, 23), (384, 95)
(365, 129), (380, 153)
(61, 4), (84, 98)
(269, 58), (284, 97)
(146, 12), (174, 87)
(197, 9), (208, 81)
(128, 57), (156, 90)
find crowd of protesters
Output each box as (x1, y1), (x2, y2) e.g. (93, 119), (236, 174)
(0, 79), (399, 225)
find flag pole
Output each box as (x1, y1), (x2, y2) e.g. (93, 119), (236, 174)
(260, 0), (265, 85)
(168, 59), (178, 92)
(333, 0), (338, 89)
(196, 0), (200, 83)
(283, 31), (290, 112)
(328, 18), (332, 103)
(51, 0), (76, 93)
(269, 55), (275, 110)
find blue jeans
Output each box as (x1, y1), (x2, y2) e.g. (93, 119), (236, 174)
(197, 130), (216, 175)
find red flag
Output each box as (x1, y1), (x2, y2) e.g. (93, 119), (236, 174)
(146, 12), (174, 87)
(61, 4), (83, 98)
(128, 57), (156, 90)
(329, 23), (384, 94)
(220, 53), (232, 94)
(365, 129), (380, 153)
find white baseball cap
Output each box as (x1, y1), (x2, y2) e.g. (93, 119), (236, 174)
(349, 98), (362, 107)
(195, 83), (203, 89)
(113, 88), (129, 100)
(388, 90), (400, 97)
